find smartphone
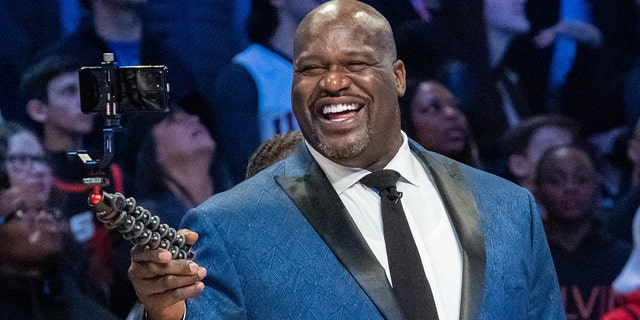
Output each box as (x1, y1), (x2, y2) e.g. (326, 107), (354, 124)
(79, 65), (170, 114)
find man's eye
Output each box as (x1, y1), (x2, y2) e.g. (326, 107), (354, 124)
(298, 66), (324, 76)
(346, 62), (369, 72)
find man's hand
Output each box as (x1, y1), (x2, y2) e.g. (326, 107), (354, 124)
(129, 230), (206, 320)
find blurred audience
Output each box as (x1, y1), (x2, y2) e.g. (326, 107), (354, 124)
(20, 53), (135, 318)
(142, 0), (251, 97)
(0, 0), (87, 127)
(35, 0), (195, 98)
(0, 121), (118, 320)
(34, 0), (202, 186)
(393, 0), (538, 173)
(503, 0), (639, 144)
(500, 113), (580, 195)
(118, 90), (226, 200)
(466, 0), (542, 174)
(399, 79), (482, 168)
(134, 108), (217, 229)
(535, 145), (631, 319)
(604, 119), (640, 245)
(208, 0), (324, 184)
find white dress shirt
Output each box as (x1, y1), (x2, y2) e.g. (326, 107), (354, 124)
(306, 132), (462, 320)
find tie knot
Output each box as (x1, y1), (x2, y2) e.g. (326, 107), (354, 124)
(360, 169), (401, 193)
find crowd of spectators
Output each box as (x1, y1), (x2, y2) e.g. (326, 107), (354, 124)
(0, 0), (639, 319)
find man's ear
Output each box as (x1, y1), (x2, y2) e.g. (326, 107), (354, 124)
(26, 99), (47, 124)
(394, 60), (406, 96)
(507, 154), (531, 180)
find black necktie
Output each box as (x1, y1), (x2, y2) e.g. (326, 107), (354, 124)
(361, 169), (439, 320)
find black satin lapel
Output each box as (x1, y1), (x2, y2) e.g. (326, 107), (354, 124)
(275, 162), (405, 320)
(415, 150), (487, 320)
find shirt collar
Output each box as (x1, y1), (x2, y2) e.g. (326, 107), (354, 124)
(305, 131), (421, 195)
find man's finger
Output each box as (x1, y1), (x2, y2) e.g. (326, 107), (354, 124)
(137, 272), (205, 297)
(177, 229), (198, 245)
(131, 246), (173, 263)
(130, 257), (205, 280)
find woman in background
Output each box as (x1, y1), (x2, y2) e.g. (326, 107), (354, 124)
(134, 107), (217, 229)
(0, 121), (118, 320)
(400, 79), (483, 169)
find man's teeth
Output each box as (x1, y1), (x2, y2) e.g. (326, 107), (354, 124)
(322, 103), (358, 115)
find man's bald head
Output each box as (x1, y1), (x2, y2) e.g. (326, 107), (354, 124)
(294, 0), (397, 63)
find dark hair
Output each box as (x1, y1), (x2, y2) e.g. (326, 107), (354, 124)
(20, 54), (83, 102)
(500, 114), (581, 156)
(133, 107), (220, 200)
(245, 131), (303, 179)
(247, 0), (279, 44)
(122, 91), (217, 196)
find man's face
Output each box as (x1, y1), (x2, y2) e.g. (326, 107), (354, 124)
(45, 71), (93, 135)
(291, 8), (405, 169)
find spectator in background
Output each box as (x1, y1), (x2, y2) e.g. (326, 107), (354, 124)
(535, 145), (631, 319)
(134, 108), (217, 230)
(392, 0), (537, 173)
(36, 0), (195, 95)
(35, 0), (202, 183)
(0, 0), (87, 127)
(0, 121), (118, 320)
(21, 54), (135, 318)
(500, 113), (580, 196)
(465, 0), (539, 174)
(399, 79), (482, 169)
(503, 0), (639, 149)
(207, 0), (326, 185)
(142, 0), (251, 99)
(604, 118), (640, 245)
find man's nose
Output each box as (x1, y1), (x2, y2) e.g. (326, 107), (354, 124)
(320, 69), (352, 92)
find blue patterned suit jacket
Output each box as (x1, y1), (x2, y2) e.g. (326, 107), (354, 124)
(181, 140), (565, 319)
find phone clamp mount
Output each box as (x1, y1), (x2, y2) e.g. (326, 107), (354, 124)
(70, 53), (191, 259)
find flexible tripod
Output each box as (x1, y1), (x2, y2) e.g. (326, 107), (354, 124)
(71, 53), (190, 259)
